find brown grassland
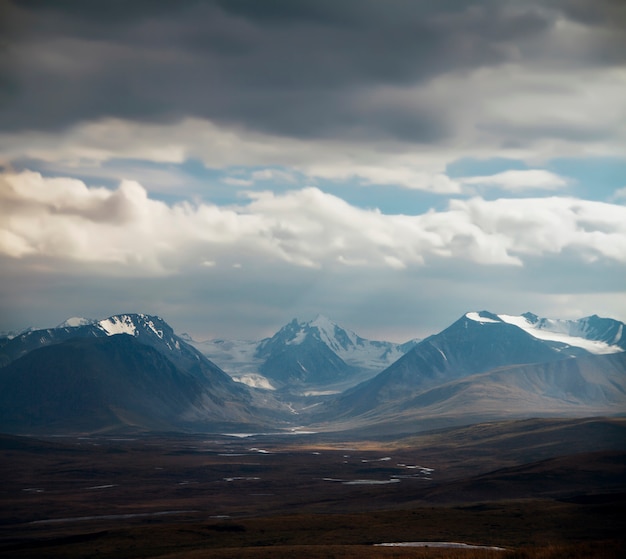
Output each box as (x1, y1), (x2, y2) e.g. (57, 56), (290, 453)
(0, 418), (624, 558)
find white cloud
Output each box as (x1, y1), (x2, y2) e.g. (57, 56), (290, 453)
(460, 169), (568, 191)
(2, 171), (626, 276)
(449, 196), (626, 263)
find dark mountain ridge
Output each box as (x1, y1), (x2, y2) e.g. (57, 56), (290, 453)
(0, 315), (295, 434)
(0, 334), (296, 434)
(0, 313), (214, 374)
(0, 335), (207, 433)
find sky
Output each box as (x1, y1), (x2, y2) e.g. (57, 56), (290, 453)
(1, 0), (625, 342)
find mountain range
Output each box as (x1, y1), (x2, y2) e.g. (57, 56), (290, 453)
(311, 311), (626, 431)
(190, 315), (419, 392)
(0, 310), (624, 435)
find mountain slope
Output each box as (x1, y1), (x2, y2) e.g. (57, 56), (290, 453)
(0, 314), (295, 434)
(330, 311), (570, 415)
(400, 350), (626, 418)
(0, 335), (266, 434)
(314, 351), (626, 435)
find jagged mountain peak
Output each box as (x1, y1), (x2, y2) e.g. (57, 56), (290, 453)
(55, 313), (172, 339)
(0, 312), (217, 374)
(264, 315), (363, 355)
(521, 311), (540, 324)
(464, 311), (503, 324)
(309, 313), (338, 330)
(321, 309), (621, 420)
(96, 313), (171, 340)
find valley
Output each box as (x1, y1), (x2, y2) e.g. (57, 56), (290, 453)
(1, 311), (625, 557)
(1, 417), (625, 558)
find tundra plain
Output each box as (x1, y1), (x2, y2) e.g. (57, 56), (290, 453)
(1, 417), (625, 558)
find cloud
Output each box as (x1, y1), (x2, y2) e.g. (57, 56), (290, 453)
(2, 0), (624, 195)
(2, 1), (624, 153)
(0, 1), (549, 133)
(1, 54), (623, 194)
(461, 169), (568, 190)
(449, 196), (626, 263)
(2, 171), (625, 275)
(0, 117), (462, 193)
(1, 1), (626, 339)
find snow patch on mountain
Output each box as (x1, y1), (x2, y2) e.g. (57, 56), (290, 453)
(465, 312), (499, 324)
(0, 326), (35, 340)
(94, 313), (167, 341)
(310, 314), (358, 352)
(287, 330), (307, 345)
(144, 317), (165, 339)
(498, 314), (623, 355)
(231, 374), (276, 390)
(97, 315), (138, 337)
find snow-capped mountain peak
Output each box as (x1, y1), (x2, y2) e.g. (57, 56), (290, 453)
(95, 313), (171, 341)
(465, 311), (625, 354)
(267, 315), (364, 354)
(98, 315), (139, 336)
(465, 311), (500, 324)
(308, 315), (360, 352)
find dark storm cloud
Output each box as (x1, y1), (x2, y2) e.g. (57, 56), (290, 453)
(1, 1), (621, 140)
(0, 0), (550, 137)
(552, 0), (626, 28)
